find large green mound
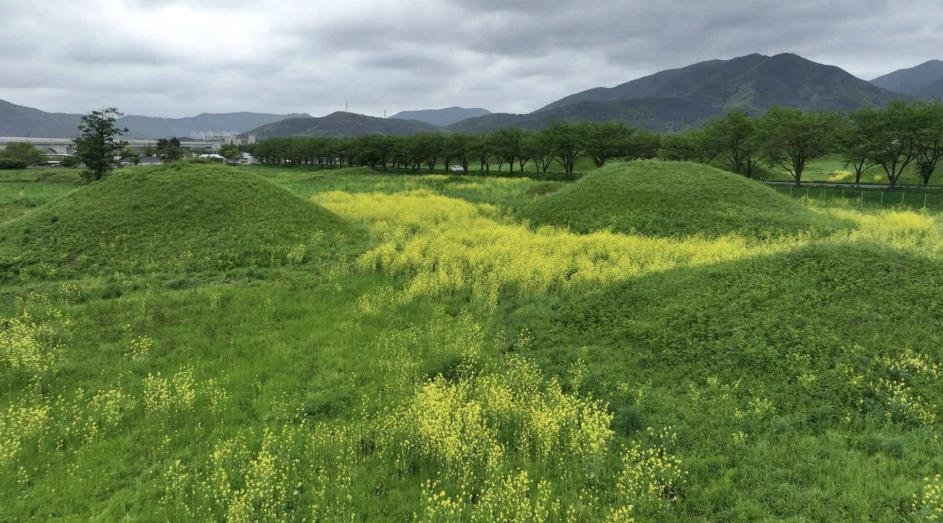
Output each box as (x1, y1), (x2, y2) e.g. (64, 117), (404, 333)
(0, 164), (360, 281)
(504, 242), (943, 519)
(523, 161), (846, 238)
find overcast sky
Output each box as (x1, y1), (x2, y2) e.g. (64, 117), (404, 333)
(1, 0), (942, 118)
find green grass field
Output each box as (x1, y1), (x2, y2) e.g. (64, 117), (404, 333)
(2, 161), (943, 521)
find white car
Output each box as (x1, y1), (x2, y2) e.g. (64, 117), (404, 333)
(449, 164), (466, 173)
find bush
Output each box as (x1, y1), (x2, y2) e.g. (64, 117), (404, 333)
(0, 159), (28, 170)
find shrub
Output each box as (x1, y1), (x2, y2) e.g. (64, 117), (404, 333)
(0, 159), (28, 170)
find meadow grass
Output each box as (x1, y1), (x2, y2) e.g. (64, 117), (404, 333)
(1, 161), (942, 521)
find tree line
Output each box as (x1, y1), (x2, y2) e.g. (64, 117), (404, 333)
(663, 101), (943, 188)
(245, 123), (661, 177)
(246, 100), (943, 188)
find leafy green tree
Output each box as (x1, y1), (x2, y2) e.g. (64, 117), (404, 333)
(219, 143), (242, 162)
(914, 102), (943, 185)
(523, 131), (553, 173)
(0, 142), (44, 165)
(625, 128), (661, 161)
(73, 108), (128, 181)
(579, 122), (633, 167)
(853, 101), (923, 189)
(661, 129), (712, 163)
(491, 127), (525, 173)
(702, 109), (758, 177)
(469, 135), (493, 173)
(544, 122), (582, 176)
(443, 133), (472, 172)
(835, 114), (875, 187)
(756, 108), (838, 187)
(156, 138), (183, 161)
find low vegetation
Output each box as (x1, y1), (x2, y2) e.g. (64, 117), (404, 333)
(2, 161), (942, 521)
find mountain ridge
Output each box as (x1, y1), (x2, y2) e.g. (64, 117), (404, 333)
(871, 60), (943, 100)
(247, 111), (438, 138)
(390, 106), (491, 126)
(0, 99), (308, 139)
(444, 53), (906, 133)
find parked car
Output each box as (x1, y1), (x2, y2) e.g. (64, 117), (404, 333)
(449, 164), (466, 173)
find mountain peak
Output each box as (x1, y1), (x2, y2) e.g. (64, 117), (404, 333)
(536, 52), (900, 118)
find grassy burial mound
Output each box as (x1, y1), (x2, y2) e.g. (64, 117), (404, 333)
(0, 164), (360, 281)
(505, 241), (943, 519)
(523, 161), (846, 238)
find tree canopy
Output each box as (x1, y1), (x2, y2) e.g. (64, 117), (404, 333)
(73, 108), (128, 182)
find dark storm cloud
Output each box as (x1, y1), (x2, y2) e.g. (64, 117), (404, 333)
(0, 0), (941, 117)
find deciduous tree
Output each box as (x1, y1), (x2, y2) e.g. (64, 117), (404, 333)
(756, 107), (838, 187)
(73, 108), (127, 181)
(701, 109), (758, 177)
(853, 101), (923, 189)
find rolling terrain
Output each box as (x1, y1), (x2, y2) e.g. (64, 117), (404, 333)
(1, 160), (942, 520)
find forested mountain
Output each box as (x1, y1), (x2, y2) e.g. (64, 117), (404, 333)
(390, 107), (491, 126)
(872, 60), (943, 100)
(0, 99), (306, 138)
(447, 97), (718, 133)
(247, 111), (437, 138)
(539, 53), (903, 114)
(0, 99), (82, 137)
(119, 112), (309, 139)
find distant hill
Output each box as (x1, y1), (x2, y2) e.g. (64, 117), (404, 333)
(0, 99), (83, 137)
(871, 60), (943, 100)
(472, 53), (905, 132)
(119, 112), (309, 139)
(0, 99), (306, 139)
(390, 107), (491, 127)
(247, 111), (437, 138)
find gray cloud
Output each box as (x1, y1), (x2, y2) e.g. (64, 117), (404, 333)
(0, 0), (940, 118)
